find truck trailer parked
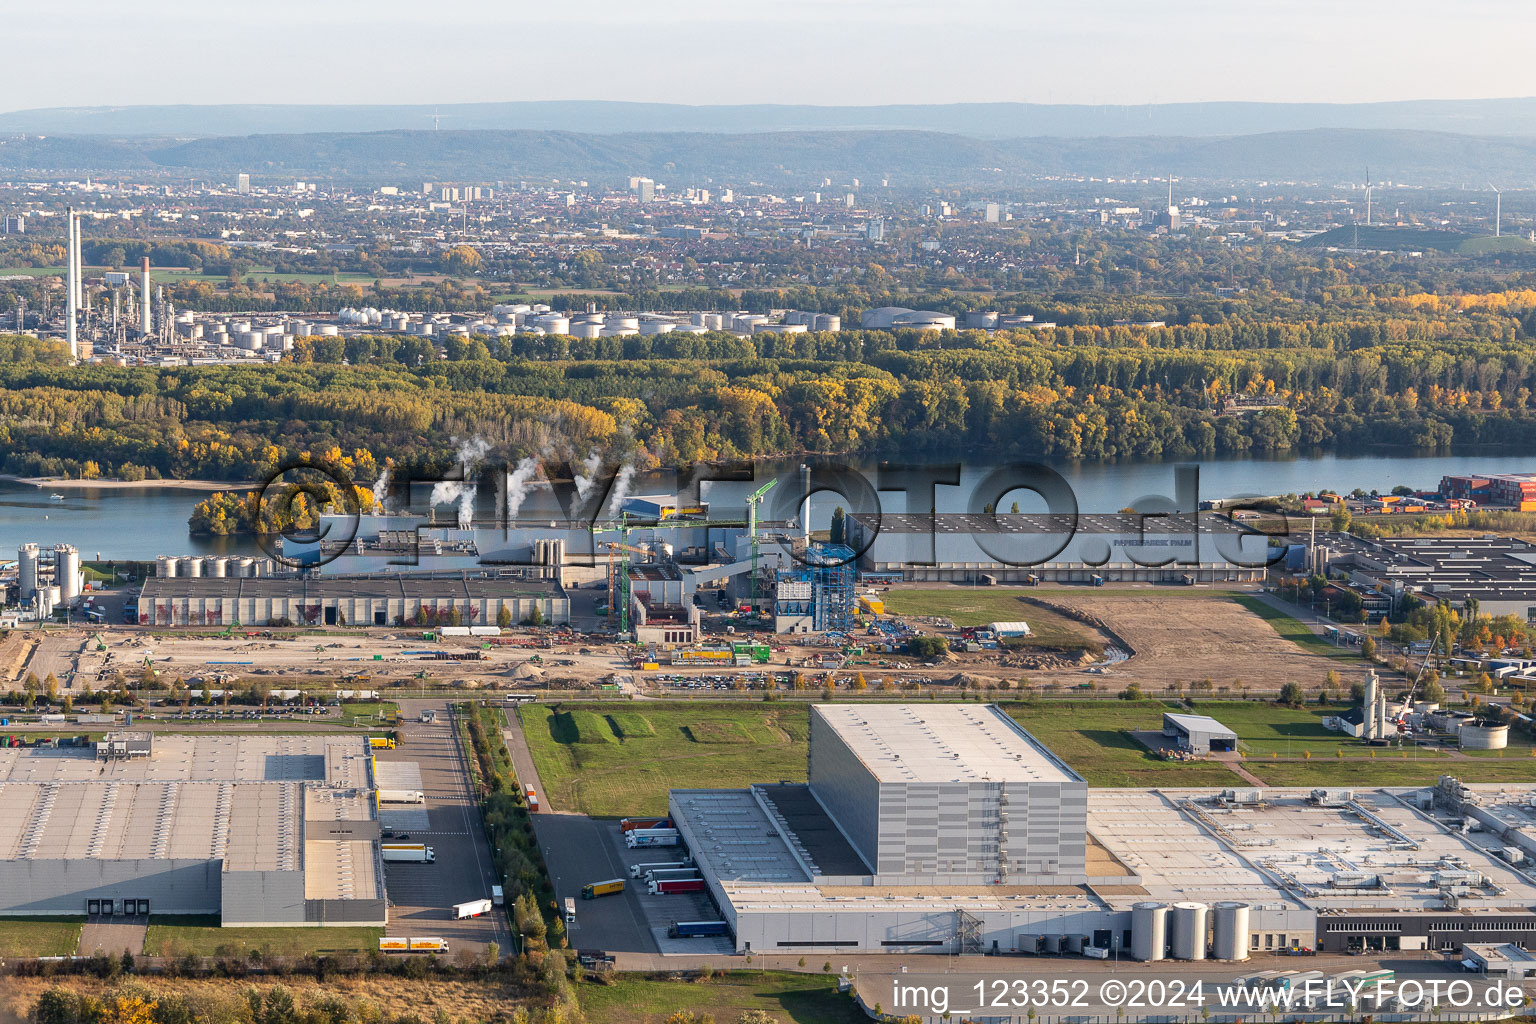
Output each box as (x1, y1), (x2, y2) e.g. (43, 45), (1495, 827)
(378, 789), (425, 804)
(454, 898), (493, 919)
(629, 859), (692, 878)
(581, 879), (625, 899)
(669, 920), (729, 938)
(381, 844), (435, 863)
(619, 816), (671, 832)
(649, 878), (706, 895)
(624, 827), (681, 848)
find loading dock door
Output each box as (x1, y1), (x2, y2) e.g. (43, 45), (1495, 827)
(87, 899), (101, 915)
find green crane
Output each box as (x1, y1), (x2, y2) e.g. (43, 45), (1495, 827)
(746, 479), (777, 609)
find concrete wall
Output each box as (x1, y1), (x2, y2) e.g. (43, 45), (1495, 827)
(146, 594), (569, 627)
(221, 868), (305, 926)
(0, 859), (221, 916)
(305, 898), (387, 926)
(807, 710), (879, 872)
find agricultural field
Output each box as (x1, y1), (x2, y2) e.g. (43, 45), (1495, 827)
(0, 916), (83, 956)
(521, 702), (811, 816)
(576, 970), (865, 1024)
(1003, 700), (1237, 787)
(1230, 596), (1358, 659)
(881, 588), (1104, 653)
(1246, 756), (1536, 788)
(1034, 591), (1374, 690)
(142, 917), (382, 957)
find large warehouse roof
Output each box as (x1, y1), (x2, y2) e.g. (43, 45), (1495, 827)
(140, 570), (566, 603)
(0, 734), (370, 787)
(849, 512), (1258, 536)
(812, 704), (1082, 784)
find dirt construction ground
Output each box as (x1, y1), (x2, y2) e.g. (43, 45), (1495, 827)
(1032, 592), (1370, 690)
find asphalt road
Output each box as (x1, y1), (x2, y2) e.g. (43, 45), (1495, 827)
(536, 812), (659, 955)
(379, 699), (511, 956)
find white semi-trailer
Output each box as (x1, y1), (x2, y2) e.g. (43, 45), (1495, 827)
(381, 844), (435, 863)
(454, 898), (494, 919)
(379, 789), (426, 804)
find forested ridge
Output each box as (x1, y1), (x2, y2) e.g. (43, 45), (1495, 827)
(3, 292), (1536, 483)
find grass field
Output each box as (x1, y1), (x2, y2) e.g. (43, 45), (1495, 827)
(881, 588), (1101, 652)
(340, 701), (399, 725)
(1002, 700), (1237, 787)
(1230, 596), (1356, 659)
(143, 917), (382, 957)
(577, 970), (864, 1024)
(609, 711), (656, 738)
(521, 702), (811, 816)
(0, 917), (82, 956)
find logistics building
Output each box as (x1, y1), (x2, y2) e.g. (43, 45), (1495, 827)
(0, 734), (386, 925)
(137, 569), (568, 627)
(667, 705), (1536, 958)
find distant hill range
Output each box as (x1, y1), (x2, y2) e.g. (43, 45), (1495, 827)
(7, 98), (1536, 138)
(3, 127), (1536, 188)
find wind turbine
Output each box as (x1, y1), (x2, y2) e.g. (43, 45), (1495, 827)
(1489, 183), (1502, 237)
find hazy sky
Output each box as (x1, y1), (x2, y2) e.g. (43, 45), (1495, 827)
(8, 0), (1535, 110)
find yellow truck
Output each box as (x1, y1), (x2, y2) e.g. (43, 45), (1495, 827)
(369, 736), (395, 749)
(582, 878), (625, 899)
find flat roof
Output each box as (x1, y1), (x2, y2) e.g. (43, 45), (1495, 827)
(1163, 713), (1239, 740)
(140, 571), (567, 602)
(849, 512), (1256, 535)
(812, 703), (1083, 785)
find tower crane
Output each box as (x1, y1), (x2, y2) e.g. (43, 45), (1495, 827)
(602, 539), (653, 637)
(745, 479), (777, 608)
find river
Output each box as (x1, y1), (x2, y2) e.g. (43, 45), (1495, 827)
(1, 450), (1532, 561)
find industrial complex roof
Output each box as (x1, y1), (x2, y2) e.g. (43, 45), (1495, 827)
(140, 570), (566, 601)
(812, 703), (1083, 785)
(1163, 713), (1239, 740)
(0, 735), (379, 900)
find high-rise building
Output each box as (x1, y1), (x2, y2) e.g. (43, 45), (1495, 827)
(984, 203), (1000, 223)
(634, 178), (655, 204)
(2, 214), (23, 235)
(866, 218), (885, 243)
(236, 173), (250, 195)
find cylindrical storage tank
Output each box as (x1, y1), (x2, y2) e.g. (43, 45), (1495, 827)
(813, 313), (841, 332)
(638, 319), (675, 335)
(703, 313), (725, 330)
(690, 311), (709, 326)
(1169, 902), (1209, 960)
(570, 321), (602, 339)
(533, 315), (570, 336)
(1131, 902), (1169, 962)
(672, 324), (706, 334)
(235, 556), (255, 577)
(44, 585), (61, 607)
(17, 543), (40, 599)
(53, 545), (80, 604)
(1211, 902), (1251, 961)
(315, 324), (340, 336)
(1460, 722), (1509, 749)
(963, 310), (999, 329)
(207, 556), (227, 578)
(181, 556), (203, 578)
(157, 554), (177, 578)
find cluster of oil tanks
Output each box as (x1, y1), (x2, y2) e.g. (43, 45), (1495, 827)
(1131, 901), (1252, 961)
(154, 555), (276, 579)
(17, 543), (83, 608)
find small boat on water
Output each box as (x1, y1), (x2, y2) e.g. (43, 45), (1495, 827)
(49, 493), (65, 501)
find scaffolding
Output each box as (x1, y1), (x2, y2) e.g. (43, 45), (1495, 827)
(805, 543), (855, 633)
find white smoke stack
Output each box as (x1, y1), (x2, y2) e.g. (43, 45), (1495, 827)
(140, 257), (152, 337)
(65, 208), (77, 359)
(73, 211), (83, 309)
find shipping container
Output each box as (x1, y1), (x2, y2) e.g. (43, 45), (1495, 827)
(454, 898), (493, 919)
(381, 844), (435, 863)
(378, 789), (425, 804)
(649, 878), (706, 895)
(669, 920), (729, 938)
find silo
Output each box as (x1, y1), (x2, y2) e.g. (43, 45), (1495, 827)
(1131, 902), (1169, 961)
(53, 545), (80, 604)
(157, 554), (177, 578)
(1460, 722), (1510, 750)
(182, 556), (203, 578)
(1169, 902), (1209, 960)
(18, 543), (40, 600)
(207, 556), (227, 578)
(235, 556), (255, 577)
(1211, 903), (1251, 961)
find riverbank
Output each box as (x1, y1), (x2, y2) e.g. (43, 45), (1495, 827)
(0, 474), (245, 493)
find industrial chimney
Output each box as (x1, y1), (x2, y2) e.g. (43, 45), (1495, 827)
(140, 257), (152, 337)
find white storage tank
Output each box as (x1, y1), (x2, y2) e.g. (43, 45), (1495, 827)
(157, 554), (177, 578)
(315, 324), (340, 336)
(207, 556), (227, 578)
(603, 315), (640, 336)
(702, 313), (725, 330)
(1131, 902), (1169, 961)
(813, 313), (841, 332)
(1211, 902), (1251, 961)
(181, 556), (203, 578)
(638, 319), (675, 335)
(1460, 721), (1509, 750)
(17, 543), (40, 599)
(1169, 902), (1208, 960)
(963, 310), (1000, 329)
(533, 314), (570, 336)
(53, 544), (80, 604)
(235, 556), (255, 577)
(570, 321), (602, 339)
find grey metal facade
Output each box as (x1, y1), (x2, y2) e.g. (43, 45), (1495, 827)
(0, 859), (221, 916)
(806, 710), (880, 871)
(221, 869), (305, 926)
